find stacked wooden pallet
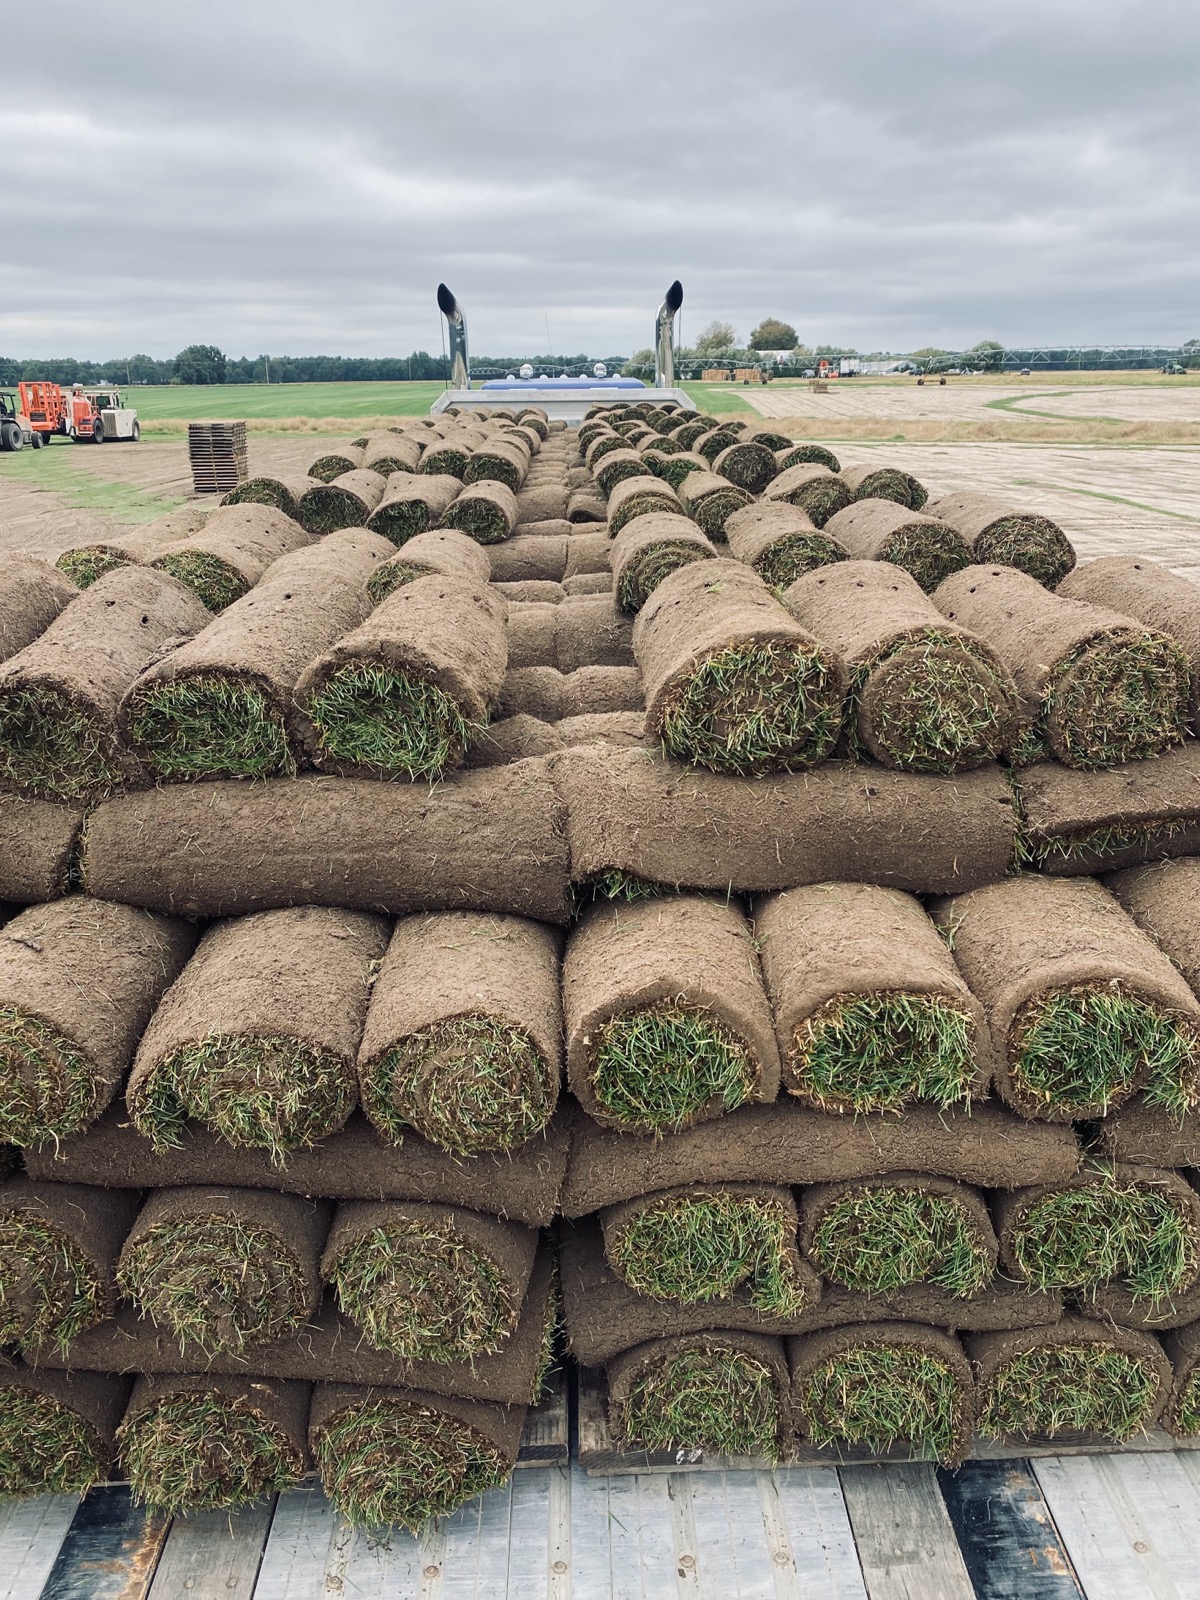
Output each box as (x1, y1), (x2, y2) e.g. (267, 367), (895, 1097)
(187, 421), (248, 493)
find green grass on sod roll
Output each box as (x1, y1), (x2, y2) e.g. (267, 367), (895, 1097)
(463, 454), (523, 493)
(615, 1347), (784, 1460)
(976, 514), (1075, 587)
(131, 1034), (354, 1161)
(850, 633), (1013, 773)
(420, 446), (469, 478)
(0, 1390), (107, 1495)
(366, 562), (425, 605)
(316, 1401), (507, 1529)
(0, 1007), (97, 1144)
(577, 869), (666, 904)
(439, 496), (511, 544)
(1010, 986), (1200, 1116)
(777, 444), (841, 471)
(754, 532), (847, 590)
(659, 639), (843, 776)
(610, 1193), (808, 1314)
(789, 992), (977, 1114)
(120, 1394), (303, 1514)
(979, 1347), (1160, 1441)
(645, 454), (708, 491)
(609, 492), (676, 538)
(0, 1214), (103, 1348)
(1022, 816), (1195, 871)
(128, 675), (294, 780)
(310, 452), (356, 482)
(1174, 1372), (1200, 1436)
(306, 662), (475, 779)
(1043, 633), (1189, 769)
(689, 486), (751, 539)
(590, 1004), (757, 1132)
(0, 685), (124, 802)
(801, 1348), (964, 1461)
(1010, 1182), (1198, 1300)
(882, 524), (970, 592)
(154, 550), (243, 610)
(222, 480), (297, 513)
(364, 1015), (555, 1154)
(54, 549), (127, 588)
(811, 1188), (991, 1297)
(618, 542), (711, 612)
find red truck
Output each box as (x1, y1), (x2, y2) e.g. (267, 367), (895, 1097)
(18, 381), (141, 444)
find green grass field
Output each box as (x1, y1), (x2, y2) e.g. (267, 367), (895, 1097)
(125, 382), (449, 420)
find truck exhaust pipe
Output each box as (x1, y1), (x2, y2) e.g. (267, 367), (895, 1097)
(655, 280), (684, 389)
(437, 283), (470, 390)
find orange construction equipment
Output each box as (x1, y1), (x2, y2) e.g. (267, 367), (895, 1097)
(18, 381), (140, 444)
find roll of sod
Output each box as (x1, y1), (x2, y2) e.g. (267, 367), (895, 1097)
(933, 874), (1200, 1120)
(505, 603), (579, 672)
(366, 472), (461, 545)
(221, 474), (319, 518)
(497, 665), (642, 721)
(54, 509), (210, 588)
(126, 906), (388, 1157)
(840, 463), (929, 511)
(554, 744), (1016, 897)
(122, 532), (391, 783)
(359, 911), (561, 1155)
(584, 433), (624, 469)
(1162, 1324), (1200, 1436)
(553, 594), (635, 672)
(81, 763), (572, 923)
(755, 882), (987, 1114)
(724, 503), (848, 590)
(514, 484), (569, 524)
(148, 504), (315, 611)
(607, 1332), (792, 1461)
(640, 435), (685, 459)
(117, 1187), (327, 1355)
(605, 475), (681, 536)
(495, 665), (565, 720)
(308, 445), (364, 482)
(801, 1174), (997, 1298)
(970, 1318), (1170, 1443)
(695, 428), (741, 465)
(567, 490), (609, 524)
(713, 441), (778, 495)
(516, 412), (549, 440)
(0, 566), (210, 802)
(1111, 859), (1200, 1000)
(996, 1164), (1200, 1303)
(0, 793), (82, 903)
(775, 444), (841, 473)
(488, 535), (569, 583)
(437, 481), (519, 544)
(419, 439), (473, 479)
(934, 565), (1190, 767)
(511, 425), (542, 457)
(0, 1179), (137, 1350)
(763, 464), (854, 527)
(0, 1367), (131, 1497)
(601, 1183), (817, 1317)
(610, 515), (717, 615)
(676, 471), (753, 539)
(119, 1374), (309, 1514)
(366, 528), (492, 604)
(293, 576), (507, 780)
(791, 1322), (974, 1463)
(633, 560), (846, 775)
(673, 421), (713, 450)
(298, 468), (388, 534)
(926, 492), (1076, 587)
(822, 502), (971, 593)
(783, 561), (1022, 771)
(563, 572), (614, 595)
(362, 434), (421, 477)
(564, 896), (779, 1134)
(321, 1199), (537, 1361)
(463, 440), (529, 494)
(1059, 555), (1200, 727)
(594, 450), (647, 498)
(0, 555), (78, 664)
(642, 450), (710, 492)
(0, 897), (196, 1145)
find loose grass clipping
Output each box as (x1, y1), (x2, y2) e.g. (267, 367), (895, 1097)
(0, 1368), (129, 1497)
(823, 501), (972, 593)
(763, 463), (853, 527)
(926, 491), (1075, 588)
(725, 504), (848, 591)
(298, 468), (388, 534)
(0, 555), (78, 664)
(366, 473), (461, 546)
(610, 514), (717, 615)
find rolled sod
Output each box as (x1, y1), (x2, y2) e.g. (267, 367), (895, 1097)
(498, 665), (642, 721)
(610, 515), (717, 614)
(567, 490), (609, 524)
(149, 504), (315, 611)
(607, 1332), (793, 1461)
(801, 1174), (997, 1298)
(969, 1318), (1171, 1442)
(601, 1183), (818, 1317)
(1162, 1324), (1200, 1436)
(926, 492), (1076, 588)
(81, 762), (572, 923)
(933, 874), (1200, 1120)
(0, 555), (78, 664)
(553, 744), (1016, 897)
(117, 1187), (328, 1355)
(298, 468), (388, 533)
(461, 714), (565, 767)
(0, 566), (210, 802)
(487, 535), (569, 583)
(294, 576), (508, 780)
(783, 560), (1022, 771)
(437, 480), (518, 545)
(713, 441), (778, 495)
(725, 503), (849, 590)
(0, 1367), (131, 1496)
(359, 911), (562, 1155)
(1060, 554), (1200, 727)
(562, 573), (613, 595)
(53, 509), (210, 588)
(0, 793), (82, 903)
(642, 449), (710, 492)
(996, 1164), (1200, 1302)
(362, 434), (421, 477)
(633, 560), (846, 775)
(840, 463), (929, 511)
(755, 883), (988, 1114)
(934, 564), (1190, 768)
(0, 1178), (137, 1350)
(605, 475), (681, 536)
(221, 474), (319, 518)
(119, 1374), (309, 1514)
(594, 450), (648, 497)
(695, 428), (741, 465)
(321, 1200), (536, 1362)
(366, 528), (491, 604)
(1110, 858), (1200, 1001)
(554, 595), (636, 671)
(308, 444), (363, 481)
(0, 896), (196, 1145)
(640, 436), (685, 460)
(776, 443), (841, 473)
(583, 433), (624, 468)
(763, 463), (854, 527)
(419, 440), (473, 479)
(676, 470), (753, 539)
(791, 1323), (975, 1463)
(564, 896), (780, 1134)
(366, 472), (461, 545)
(673, 421), (713, 451)
(515, 484), (569, 523)
(464, 440), (530, 494)
(822, 502), (972, 594)
(121, 528), (393, 783)
(310, 1383), (523, 1529)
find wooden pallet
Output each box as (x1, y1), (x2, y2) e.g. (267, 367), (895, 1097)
(516, 1368), (569, 1466)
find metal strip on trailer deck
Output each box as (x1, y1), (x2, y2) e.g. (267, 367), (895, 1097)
(937, 1460), (1083, 1599)
(147, 1500), (275, 1600)
(252, 1482), (337, 1600)
(686, 1472), (777, 1598)
(839, 1462), (975, 1600)
(768, 1468), (868, 1600)
(0, 1493), (81, 1600)
(35, 1485), (169, 1600)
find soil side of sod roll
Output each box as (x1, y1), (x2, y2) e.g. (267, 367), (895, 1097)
(54, 509), (210, 588)
(553, 595), (635, 672)
(553, 744), (1017, 896)
(926, 492), (1076, 588)
(605, 476), (681, 537)
(148, 504), (315, 611)
(0, 896), (197, 1145)
(934, 564), (1190, 768)
(822, 502), (971, 593)
(840, 463), (928, 511)
(497, 666), (642, 722)
(762, 463), (854, 527)
(488, 535), (569, 583)
(932, 874), (1200, 1120)
(783, 561), (1021, 772)
(460, 714), (564, 768)
(1085, 1274), (1200, 1331)
(1110, 858), (1200, 1001)
(754, 883), (990, 1115)
(80, 760), (573, 923)
(366, 473), (461, 546)
(366, 528), (492, 604)
(1161, 1322), (1200, 1436)
(0, 1366), (132, 1496)
(0, 793), (83, 902)
(0, 555), (78, 664)
(298, 469), (388, 534)
(564, 896), (780, 1134)
(0, 566), (211, 802)
(1098, 1094), (1200, 1170)
(438, 481), (519, 545)
(724, 503), (849, 590)
(610, 514), (717, 614)
(515, 484), (569, 524)
(358, 911), (562, 1156)
(222, 474), (319, 518)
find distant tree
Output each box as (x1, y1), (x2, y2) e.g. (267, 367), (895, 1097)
(173, 344), (227, 385)
(910, 347), (950, 361)
(749, 318), (798, 351)
(965, 339), (1004, 372)
(694, 321), (738, 354)
(621, 348), (655, 378)
(815, 344), (861, 359)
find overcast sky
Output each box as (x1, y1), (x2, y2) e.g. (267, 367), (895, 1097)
(3, 0), (1197, 359)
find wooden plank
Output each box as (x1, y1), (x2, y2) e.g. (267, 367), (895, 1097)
(252, 1482), (338, 1600)
(517, 1372), (570, 1468)
(545, 1465), (570, 1600)
(443, 1477), (509, 1600)
(937, 1460), (1082, 1599)
(840, 1462), (974, 1600)
(329, 1518), (425, 1598)
(687, 1473), (777, 1598)
(147, 1499), (274, 1600)
(769, 1469), (868, 1600)
(0, 1493), (83, 1600)
(666, 1474), (702, 1597)
(38, 1485), (170, 1600)
(503, 1467), (550, 1600)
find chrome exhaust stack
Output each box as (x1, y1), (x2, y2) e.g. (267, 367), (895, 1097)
(655, 280), (684, 389)
(437, 283), (470, 390)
